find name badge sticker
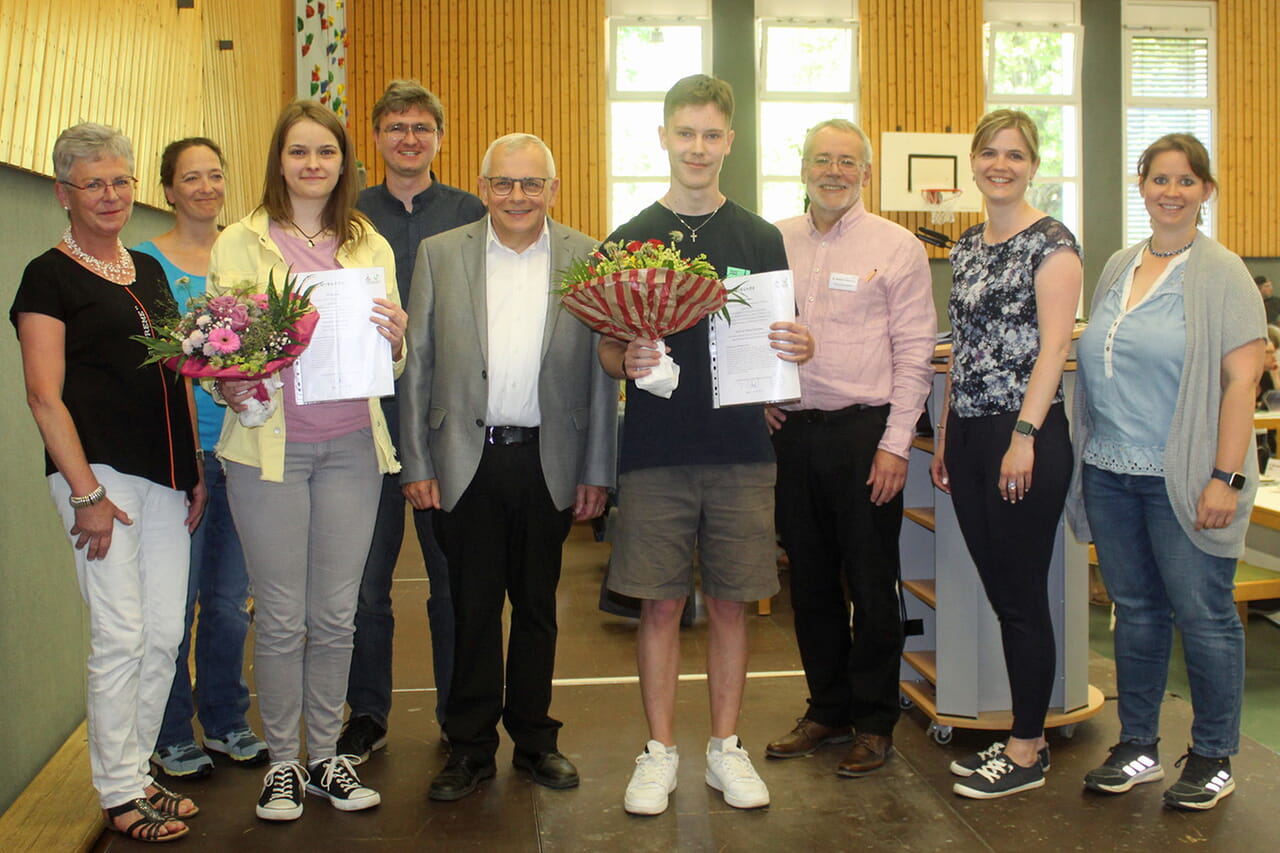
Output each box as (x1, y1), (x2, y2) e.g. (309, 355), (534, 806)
(726, 266), (750, 278)
(829, 272), (859, 292)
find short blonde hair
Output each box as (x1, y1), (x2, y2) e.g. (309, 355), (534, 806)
(970, 109), (1040, 165)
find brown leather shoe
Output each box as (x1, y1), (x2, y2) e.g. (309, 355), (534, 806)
(837, 732), (893, 776)
(765, 718), (854, 759)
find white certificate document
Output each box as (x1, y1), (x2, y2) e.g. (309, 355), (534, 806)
(707, 270), (801, 408)
(292, 267), (394, 404)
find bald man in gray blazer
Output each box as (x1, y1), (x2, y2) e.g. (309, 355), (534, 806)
(400, 133), (616, 802)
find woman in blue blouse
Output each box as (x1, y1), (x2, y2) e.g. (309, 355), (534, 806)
(1066, 134), (1264, 811)
(930, 109), (1082, 799)
(135, 138), (268, 779)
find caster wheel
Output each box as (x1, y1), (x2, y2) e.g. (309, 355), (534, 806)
(928, 722), (954, 745)
(899, 694), (915, 710)
(1057, 724), (1077, 739)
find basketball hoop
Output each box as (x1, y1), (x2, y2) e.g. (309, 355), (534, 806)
(921, 188), (963, 224)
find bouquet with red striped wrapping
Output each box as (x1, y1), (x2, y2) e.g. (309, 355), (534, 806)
(558, 234), (728, 342)
(559, 233), (738, 398)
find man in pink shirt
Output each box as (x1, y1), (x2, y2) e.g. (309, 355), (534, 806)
(765, 119), (936, 777)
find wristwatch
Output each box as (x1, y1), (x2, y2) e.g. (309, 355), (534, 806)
(1013, 419), (1039, 438)
(1210, 468), (1246, 490)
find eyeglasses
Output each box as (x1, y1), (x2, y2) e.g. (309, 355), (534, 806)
(59, 176), (138, 196)
(379, 122), (439, 140)
(483, 176), (549, 197)
(805, 156), (863, 172)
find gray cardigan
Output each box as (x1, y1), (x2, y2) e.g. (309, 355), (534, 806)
(1065, 234), (1266, 558)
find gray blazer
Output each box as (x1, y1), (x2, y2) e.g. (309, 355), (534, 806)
(400, 217), (617, 512)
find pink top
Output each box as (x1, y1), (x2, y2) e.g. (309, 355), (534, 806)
(775, 200), (937, 459)
(269, 222), (371, 443)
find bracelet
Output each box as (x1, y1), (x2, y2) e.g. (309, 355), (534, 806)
(196, 449), (206, 462)
(68, 484), (106, 509)
(935, 423), (946, 432)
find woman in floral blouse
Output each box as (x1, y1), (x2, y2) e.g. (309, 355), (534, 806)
(930, 109), (1082, 800)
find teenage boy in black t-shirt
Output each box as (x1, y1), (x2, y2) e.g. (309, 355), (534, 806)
(598, 74), (812, 816)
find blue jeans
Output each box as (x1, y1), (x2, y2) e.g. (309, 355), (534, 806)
(347, 472), (453, 728)
(1082, 465), (1243, 758)
(157, 456), (252, 748)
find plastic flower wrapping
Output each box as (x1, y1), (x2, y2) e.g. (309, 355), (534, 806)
(558, 232), (738, 398)
(133, 269), (318, 426)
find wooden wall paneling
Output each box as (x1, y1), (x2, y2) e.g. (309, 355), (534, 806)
(1218, 0), (1278, 256)
(347, 0), (606, 236)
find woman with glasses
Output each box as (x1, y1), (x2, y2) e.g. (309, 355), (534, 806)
(134, 138), (270, 781)
(930, 109), (1082, 799)
(11, 122), (205, 843)
(208, 101), (406, 822)
(1067, 134), (1264, 811)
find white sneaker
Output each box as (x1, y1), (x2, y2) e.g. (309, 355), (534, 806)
(624, 740), (679, 815)
(706, 737), (769, 809)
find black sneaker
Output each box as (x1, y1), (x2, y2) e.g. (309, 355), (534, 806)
(256, 761), (308, 821)
(950, 741), (1051, 777)
(1083, 741), (1164, 794)
(307, 756), (381, 811)
(952, 754), (1045, 799)
(1162, 751), (1235, 810)
(336, 715), (388, 764)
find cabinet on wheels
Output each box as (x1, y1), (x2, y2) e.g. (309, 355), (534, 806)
(898, 348), (1102, 744)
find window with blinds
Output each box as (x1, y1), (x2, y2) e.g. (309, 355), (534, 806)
(1122, 3), (1216, 246)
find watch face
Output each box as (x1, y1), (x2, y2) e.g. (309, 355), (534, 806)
(1230, 472), (1246, 490)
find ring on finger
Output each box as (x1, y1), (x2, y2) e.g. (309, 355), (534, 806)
(1007, 481), (1017, 490)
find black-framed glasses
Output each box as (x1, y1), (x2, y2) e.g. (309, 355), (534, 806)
(804, 156), (863, 172)
(484, 176), (550, 197)
(379, 122), (439, 140)
(59, 176), (138, 196)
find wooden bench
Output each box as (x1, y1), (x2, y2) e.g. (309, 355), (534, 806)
(0, 720), (101, 852)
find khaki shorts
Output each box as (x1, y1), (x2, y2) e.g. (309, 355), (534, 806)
(607, 463), (780, 602)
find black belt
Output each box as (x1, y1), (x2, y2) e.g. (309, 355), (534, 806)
(486, 425), (539, 446)
(796, 403), (888, 425)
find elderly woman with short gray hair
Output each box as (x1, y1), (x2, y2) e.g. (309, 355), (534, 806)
(10, 122), (206, 843)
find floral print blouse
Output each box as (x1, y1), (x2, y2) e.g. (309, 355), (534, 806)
(948, 216), (1081, 418)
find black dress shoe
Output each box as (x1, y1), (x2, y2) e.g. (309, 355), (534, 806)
(428, 755), (497, 802)
(512, 750), (580, 790)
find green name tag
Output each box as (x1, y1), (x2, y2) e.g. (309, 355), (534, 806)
(726, 266), (750, 277)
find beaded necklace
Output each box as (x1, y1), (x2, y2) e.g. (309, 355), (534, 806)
(62, 228), (135, 284)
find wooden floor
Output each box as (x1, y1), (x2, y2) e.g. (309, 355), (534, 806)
(91, 522), (1280, 851)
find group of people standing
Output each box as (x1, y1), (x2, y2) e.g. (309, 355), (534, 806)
(10, 70), (1262, 844)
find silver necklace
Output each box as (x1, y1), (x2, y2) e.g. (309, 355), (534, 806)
(62, 228), (134, 283)
(1147, 236), (1195, 258)
(667, 201), (725, 244)
(288, 219), (326, 247)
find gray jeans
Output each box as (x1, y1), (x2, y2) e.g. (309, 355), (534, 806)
(226, 429), (382, 763)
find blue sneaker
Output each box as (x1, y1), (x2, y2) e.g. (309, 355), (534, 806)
(153, 741), (214, 778)
(205, 726), (268, 765)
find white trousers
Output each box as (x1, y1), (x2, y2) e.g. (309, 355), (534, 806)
(50, 465), (190, 809)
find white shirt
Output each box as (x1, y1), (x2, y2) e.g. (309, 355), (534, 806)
(484, 218), (551, 426)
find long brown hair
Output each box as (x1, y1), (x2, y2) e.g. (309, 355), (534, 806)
(259, 100), (369, 245)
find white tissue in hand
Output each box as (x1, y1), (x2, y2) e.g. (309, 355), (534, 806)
(635, 352), (680, 399)
(237, 373), (283, 427)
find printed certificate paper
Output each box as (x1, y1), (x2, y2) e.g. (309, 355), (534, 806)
(707, 270), (801, 408)
(293, 267), (394, 403)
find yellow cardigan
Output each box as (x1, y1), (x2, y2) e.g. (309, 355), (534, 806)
(206, 208), (405, 482)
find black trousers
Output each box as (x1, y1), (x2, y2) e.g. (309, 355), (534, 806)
(433, 439), (573, 760)
(944, 403), (1072, 740)
(773, 404), (905, 736)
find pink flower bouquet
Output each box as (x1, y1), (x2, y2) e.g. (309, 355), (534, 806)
(133, 270), (318, 426)
(559, 233), (737, 397)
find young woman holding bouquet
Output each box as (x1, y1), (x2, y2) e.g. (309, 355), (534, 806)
(208, 101), (407, 822)
(134, 137), (269, 779)
(11, 123), (205, 843)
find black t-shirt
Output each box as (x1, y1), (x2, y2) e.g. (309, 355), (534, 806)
(608, 200), (789, 473)
(10, 249), (198, 490)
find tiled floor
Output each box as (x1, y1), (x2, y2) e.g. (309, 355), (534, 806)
(96, 522), (1280, 851)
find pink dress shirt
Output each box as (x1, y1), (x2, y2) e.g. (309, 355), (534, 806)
(775, 200), (937, 459)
